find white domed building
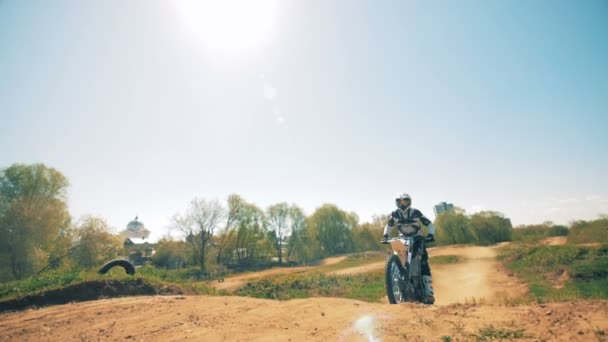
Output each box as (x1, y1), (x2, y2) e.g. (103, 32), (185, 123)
(121, 216), (151, 240)
(120, 216), (155, 265)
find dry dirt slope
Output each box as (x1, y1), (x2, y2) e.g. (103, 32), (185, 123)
(1, 296), (607, 341)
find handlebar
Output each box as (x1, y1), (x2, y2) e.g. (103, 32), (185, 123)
(381, 236), (433, 244)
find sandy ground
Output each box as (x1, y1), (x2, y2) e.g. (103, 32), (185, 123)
(430, 245), (527, 305)
(2, 295), (607, 341)
(2, 244), (605, 341)
(328, 244), (526, 305)
(213, 244), (525, 305)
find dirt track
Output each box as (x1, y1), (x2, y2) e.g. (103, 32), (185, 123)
(328, 244), (526, 305)
(213, 244), (522, 305)
(211, 256), (348, 292)
(1, 244), (606, 341)
(2, 295), (607, 341)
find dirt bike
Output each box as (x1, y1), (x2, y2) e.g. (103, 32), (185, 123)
(382, 235), (428, 304)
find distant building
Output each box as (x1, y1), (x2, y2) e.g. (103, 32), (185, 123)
(120, 216), (154, 266)
(434, 202), (454, 216)
(120, 216), (151, 239)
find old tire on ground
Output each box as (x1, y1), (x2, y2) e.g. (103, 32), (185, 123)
(98, 259), (136, 275)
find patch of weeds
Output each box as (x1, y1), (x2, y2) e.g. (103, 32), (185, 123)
(449, 320), (465, 334)
(473, 325), (526, 340)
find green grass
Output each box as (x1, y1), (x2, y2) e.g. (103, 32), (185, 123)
(0, 251), (390, 305)
(0, 269), (83, 300)
(206, 251), (387, 302)
(499, 243), (608, 302)
(0, 266), (221, 302)
(234, 270), (385, 302)
(430, 255), (461, 264)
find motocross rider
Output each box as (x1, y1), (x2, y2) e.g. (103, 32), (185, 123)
(381, 193), (436, 304)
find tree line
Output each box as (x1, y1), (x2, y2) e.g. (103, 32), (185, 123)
(160, 195), (386, 273)
(7, 162), (597, 282)
(433, 207), (513, 245)
(0, 163), (386, 281)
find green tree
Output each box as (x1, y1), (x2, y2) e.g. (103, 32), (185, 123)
(0, 163), (71, 280)
(352, 222), (384, 252)
(234, 202), (268, 266)
(435, 208), (475, 245)
(308, 204), (356, 257)
(71, 216), (122, 269)
(469, 211), (512, 245)
(152, 238), (189, 269)
(286, 205), (310, 263)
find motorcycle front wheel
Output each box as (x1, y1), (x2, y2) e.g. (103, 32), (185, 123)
(385, 254), (405, 304)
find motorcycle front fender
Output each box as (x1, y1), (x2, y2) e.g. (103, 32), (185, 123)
(389, 239), (407, 266)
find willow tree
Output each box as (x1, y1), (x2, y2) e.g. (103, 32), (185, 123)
(308, 204), (356, 257)
(0, 163), (71, 280)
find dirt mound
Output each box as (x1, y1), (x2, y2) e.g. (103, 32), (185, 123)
(1, 296), (606, 341)
(0, 278), (185, 313)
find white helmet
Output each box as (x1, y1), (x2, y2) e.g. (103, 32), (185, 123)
(395, 193), (411, 210)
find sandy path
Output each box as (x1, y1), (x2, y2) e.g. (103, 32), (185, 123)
(213, 244), (526, 304)
(329, 244), (526, 304)
(2, 295), (606, 341)
(431, 245), (526, 305)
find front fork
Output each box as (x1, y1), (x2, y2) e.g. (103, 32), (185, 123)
(407, 238), (424, 277)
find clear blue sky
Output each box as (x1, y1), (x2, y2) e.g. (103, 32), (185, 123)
(1, 0), (607, 238)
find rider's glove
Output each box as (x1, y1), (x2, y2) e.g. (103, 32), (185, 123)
(425, 234), (435, 243)
(381, 234), (389, 244)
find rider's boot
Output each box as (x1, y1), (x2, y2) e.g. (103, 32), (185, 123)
(422, 275), (435, 304)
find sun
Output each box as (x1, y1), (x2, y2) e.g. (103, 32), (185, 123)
(173, 0), (278, 55)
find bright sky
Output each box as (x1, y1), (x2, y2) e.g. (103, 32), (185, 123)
(1, 0), (607, 238)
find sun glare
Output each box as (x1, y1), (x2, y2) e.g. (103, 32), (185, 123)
(173, 0), (278, 55)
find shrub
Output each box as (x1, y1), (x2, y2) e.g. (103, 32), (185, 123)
(512, 223), (568, 243)
(568, 217), (608, 244)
